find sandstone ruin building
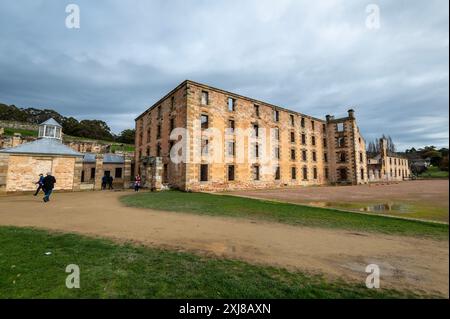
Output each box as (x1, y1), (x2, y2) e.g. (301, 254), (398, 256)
(135, 80), (372, 191)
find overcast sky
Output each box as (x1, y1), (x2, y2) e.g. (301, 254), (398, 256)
(0, 0), (448, 150)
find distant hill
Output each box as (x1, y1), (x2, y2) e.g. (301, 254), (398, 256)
(0, 103), (134, 144)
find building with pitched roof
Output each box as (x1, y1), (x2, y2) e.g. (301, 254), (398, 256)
(0, 118), (84, 193)
(0, 118), (133, 193)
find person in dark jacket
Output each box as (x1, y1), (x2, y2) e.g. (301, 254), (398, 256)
(42, 172), (56, 202)
(108, 175), (114, 190)
(101, 175), (108, 190)
(34, 173), (44, 196)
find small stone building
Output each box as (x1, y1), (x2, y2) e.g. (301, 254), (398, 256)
(0, 119), (83, 194)
(80, 153), (132, 190)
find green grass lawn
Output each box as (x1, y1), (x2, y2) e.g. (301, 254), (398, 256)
(110, 144), (135, 152)
(3, 128), (38, 137)
(419, 166), (449, 179)
(121, 191), (448, 240)
(0, 226), (433, 299)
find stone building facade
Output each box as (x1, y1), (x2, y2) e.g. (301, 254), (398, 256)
(367, 138), (411, 181)
(135, 80), (369, 191)
(0, 119), (133, 193)
(80, 153), (132, 190)
(0, 119), (84, 194)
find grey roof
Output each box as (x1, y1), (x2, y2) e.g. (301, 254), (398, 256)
(83, 153), (125, 164)
(104, 153), (125, 164)
(83, 153), (96, 163)
(40, 118), (62, 127)
(0, 138), (83, 157)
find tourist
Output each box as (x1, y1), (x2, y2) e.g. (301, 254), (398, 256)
(108, 175), (114, 190)
(101, 175), (108, 190)
(134, 175), (141, 192)
(42, 172), (56, 203)
(33, 173), (44, 196)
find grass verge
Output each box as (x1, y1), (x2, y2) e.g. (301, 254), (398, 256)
(120, 191), (448, 240)
(419, 167), (449, 179)
(0, 226), (433, 298)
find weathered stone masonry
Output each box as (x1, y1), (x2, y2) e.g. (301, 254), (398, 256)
(135, 80), (370, 191)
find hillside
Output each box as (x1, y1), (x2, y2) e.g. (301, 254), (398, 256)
(0, 102), (135, 144)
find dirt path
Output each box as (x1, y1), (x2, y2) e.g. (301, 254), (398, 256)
(0, 191), (448, 296)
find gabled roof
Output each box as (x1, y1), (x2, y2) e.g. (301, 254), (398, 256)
(0, 138), (82, 157)
(40, 118), (62, 127)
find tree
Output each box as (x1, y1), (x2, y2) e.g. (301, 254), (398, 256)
(366, 134), (396, 156)
(116, 129), (135, 144)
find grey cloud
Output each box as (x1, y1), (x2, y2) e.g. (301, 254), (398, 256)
(0, 0), (448, 150)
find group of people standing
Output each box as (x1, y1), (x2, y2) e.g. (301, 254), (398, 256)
(34, 172), (56, 202)
(101, 175), (115, 190)
(33, 173), (144, 201)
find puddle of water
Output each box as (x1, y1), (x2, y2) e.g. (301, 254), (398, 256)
(360, 203), (410, 213)
(305, 201), (411, 214)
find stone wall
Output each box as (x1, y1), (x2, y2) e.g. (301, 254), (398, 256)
(4, 155), (76, 192)
(135, 81), (188, 189)
(0, 121), (39, 131)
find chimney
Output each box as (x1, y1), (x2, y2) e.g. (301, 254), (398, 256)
(348, 109), (355, 119)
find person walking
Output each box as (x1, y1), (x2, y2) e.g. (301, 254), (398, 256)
(34, 173), (44, 196)
(42, 172), (56, 202)
(101, 175), (108, 190)
(134, 175), (141, 192)
(108, 175), (114, 190)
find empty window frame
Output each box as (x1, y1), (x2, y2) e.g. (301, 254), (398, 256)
(302, 167), (308, 180)
(313, 167), (318, 179)
(254, 105), (260, 117)
(201, 91), (209, 105)
(273, 109), (279, 122)
(157, 124), (161, 139)
(200, 164), (208, 181)
(290, 114), (295, 126)
(115, 168), (122, 178)
(291, 167), (297, 180)
(301, 134), (307, 145)
(201, 114), (209, 129)
(302, 150), (307, 161)
(253, 124), (259, 138)
(274, 127), (280, 141)
(156, 143), (162, 157)
(274, 147), (280, 160)
(252, 165), (260, 181)
(227, 141), (236, 156)
(275, 166), (281, 180)
(228, 165), (235, 181)
(227, 97), (236, 112)
(290, 148), (296, 161)
(228, 119), (235, 131)
(290, 131), (295, 143)
(337, 123), (344, 132)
